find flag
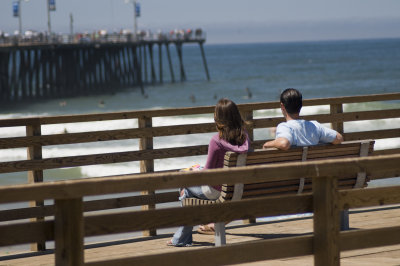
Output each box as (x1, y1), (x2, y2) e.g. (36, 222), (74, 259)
(13, 1), (19, 17)
(135, 3), (140, 17)
(49, 0), (56, 11)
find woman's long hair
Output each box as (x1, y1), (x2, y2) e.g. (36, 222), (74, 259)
(214, 98), (247, 146)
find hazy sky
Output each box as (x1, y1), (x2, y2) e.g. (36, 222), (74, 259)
(1, 0), (400, 43)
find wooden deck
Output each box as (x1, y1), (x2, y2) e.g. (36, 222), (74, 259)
(2, 204), (400, 266)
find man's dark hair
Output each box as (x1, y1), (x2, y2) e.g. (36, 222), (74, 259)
(280, 88), (302, 115)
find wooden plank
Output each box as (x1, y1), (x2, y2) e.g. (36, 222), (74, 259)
(245, 155), (303, 165)
(84, 194), (313, 237)
(254, 109), (400, 128)
(368, 163), (400, 180)
(248, 142), (363, 158)
(0, 123), (216, 149)
(26, 123), (46, 252)
(139, 116), (156, 237)
(0, 220), (53, 246)
(246, 152), (361, 164)
(243, 180), (300, 189)
(139, 117), (154, 176)
(339, 186), (400, 209)
(340, 225), (400, 251)
(241, 110), (255, 224)
(225, 178), (355, 197)
(0, 107), (214, 127)
(84, 191), (178, 212)
(0, 191), (178, 222)
(55, 197), (84, 266)
(301, 92), (400, 106)
(306, 152), (361, 160)
(313, 176), (340, 266)
(373, 148), (400, 156)
(85, 235), (314, 266)
(0, 144), (209, 173)
(331, 103), (343, 133)
(240, 185), (301, 197)
(227, 151), (345, 167)
(0, 205), (54, 222)
(1, 154), (399, 204)
(228, 143), (367, 166)
(306, 109), (400, 123)
(344, 129), (400, 141)
(246, 150), (303, 159)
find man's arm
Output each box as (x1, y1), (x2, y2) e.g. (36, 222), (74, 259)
(263, 137), (291, 150)
(331, 132), (344, 144)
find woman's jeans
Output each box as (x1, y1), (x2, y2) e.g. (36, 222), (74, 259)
(171, 186), (211, 246)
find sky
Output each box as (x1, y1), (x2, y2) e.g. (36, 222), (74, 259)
(1, 0), (400, 44)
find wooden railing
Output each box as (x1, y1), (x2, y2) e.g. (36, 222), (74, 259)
(0, 154), (399, 265)
(0, 92), (399, 250)
(0, 93), (399, 174)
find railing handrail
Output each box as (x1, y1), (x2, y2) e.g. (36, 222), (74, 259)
(1, 154), (400, 265)
(1, 153), (399, 204)
(0, 32), (207, 48)
(0, 92), (399, 127)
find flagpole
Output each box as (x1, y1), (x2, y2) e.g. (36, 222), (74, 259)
(18, 0), (22, 36)
(47, 0), (52, 35)
(134, 1), (137, 36)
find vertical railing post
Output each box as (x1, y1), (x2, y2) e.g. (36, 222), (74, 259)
(330, 104), (344, 135)
(55, 197), (84, 266)
(139, 116), (156, 236)
(26, 121), (46, 251)
(241, 110), (256, 224)
(313, 175), (340, 266)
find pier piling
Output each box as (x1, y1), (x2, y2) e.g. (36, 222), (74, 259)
(176, 42), (186, 81)
(199, 42), (210, 81)
(166, 43), (175, 82)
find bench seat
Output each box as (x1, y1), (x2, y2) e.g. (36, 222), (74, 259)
(183, 140), (375, 246)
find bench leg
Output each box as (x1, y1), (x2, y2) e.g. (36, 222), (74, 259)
(214, 222), (226, 246)
(340, 209), (349, 231)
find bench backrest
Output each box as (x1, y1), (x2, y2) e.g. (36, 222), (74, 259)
(217, 140), (375, 203)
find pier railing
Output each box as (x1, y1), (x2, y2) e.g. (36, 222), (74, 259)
(0, 154), (399, 265)
(0, 30), (206, 47)
(0, 92), (399, 250)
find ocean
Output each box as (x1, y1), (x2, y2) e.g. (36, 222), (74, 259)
(1, 37), (399, 185)
(0, 38), (400, 253)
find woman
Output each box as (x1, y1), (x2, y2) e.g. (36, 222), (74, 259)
(168, 98), (250, 246)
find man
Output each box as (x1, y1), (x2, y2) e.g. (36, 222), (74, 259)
(263, 88), (343, 150)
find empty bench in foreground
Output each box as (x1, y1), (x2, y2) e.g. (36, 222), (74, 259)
(183, 140), (375, 246)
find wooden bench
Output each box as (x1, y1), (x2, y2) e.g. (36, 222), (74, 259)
(183, 140), (375, 246)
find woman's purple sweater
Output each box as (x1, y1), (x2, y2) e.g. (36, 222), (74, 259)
(204, 133), (250, 191)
